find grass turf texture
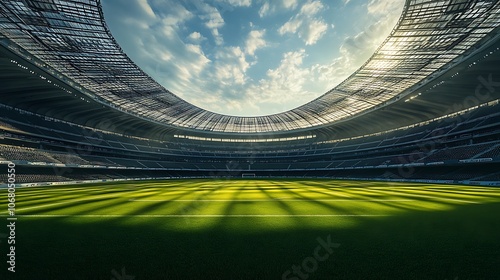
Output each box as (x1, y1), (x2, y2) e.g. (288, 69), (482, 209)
(1, 179), (500, 280)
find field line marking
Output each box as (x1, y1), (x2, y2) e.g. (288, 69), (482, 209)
(0, 214), (390, 218)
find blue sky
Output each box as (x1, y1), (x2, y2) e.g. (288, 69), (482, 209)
(102, 0), (404, 116)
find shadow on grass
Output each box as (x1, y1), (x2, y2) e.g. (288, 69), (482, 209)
(2, 202), (500, 280)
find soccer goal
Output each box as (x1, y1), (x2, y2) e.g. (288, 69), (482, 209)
(241, 173), (256, 178)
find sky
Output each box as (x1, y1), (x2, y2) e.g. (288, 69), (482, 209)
(102, 0), (404, 117)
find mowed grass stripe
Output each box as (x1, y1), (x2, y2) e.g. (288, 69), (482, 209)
(0, 214), (391, 217)
(353, 188), (482, 204)
(129, 198), (417, 202)
(2, 180), (493, 218)
(13, 200), (403, 216)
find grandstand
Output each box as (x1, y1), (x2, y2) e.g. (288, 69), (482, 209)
(2, 96), (500, 185)
(1, 0), (500, 279)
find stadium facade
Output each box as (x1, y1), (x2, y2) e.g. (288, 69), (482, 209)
(1, 0), (500, 186)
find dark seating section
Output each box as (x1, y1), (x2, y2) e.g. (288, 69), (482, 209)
(480, 144), (500, 158)
(0, 145), (60, 163)
(419, 143), (493, 162)
(1, 101), (500, 184)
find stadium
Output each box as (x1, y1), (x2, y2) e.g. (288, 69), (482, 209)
(1, 0), (500, 279)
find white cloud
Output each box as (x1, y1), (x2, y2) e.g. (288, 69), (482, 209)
(278, 0), (328, 45)
(181, 49), (318, 116)
(197, 3), (225, 45)
(367, 0), (403, 15)
(264, 49), (308, 93)
(304, 20), (328, 45)
(300, 0), (323, 16)
(222, 0), (252, 7)
(153, 41), (212, 94)
(213, 30), (224, 45)
(161, 25), (176, 38)
(244, 49), (314, 110)
(258, 2), (269, 17)
(245, 29), (267, 56)
(214, 46), (250, 85)
(187, 31), (205, 42)
(203, 11), (224, 29)
(137, 0), (155, 18)
(310, 7), (403, 88)
(155, 3), (193, 39)
(283, 0), (299, 10)
(186, 44), (211, 73)
(258, 0), (298, 17)
(278, 18), (302, 34)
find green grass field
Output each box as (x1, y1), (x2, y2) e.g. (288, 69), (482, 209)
(1, 179), (500, 280)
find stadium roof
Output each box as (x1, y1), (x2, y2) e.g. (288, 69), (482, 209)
(0, 0), (500, 134)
